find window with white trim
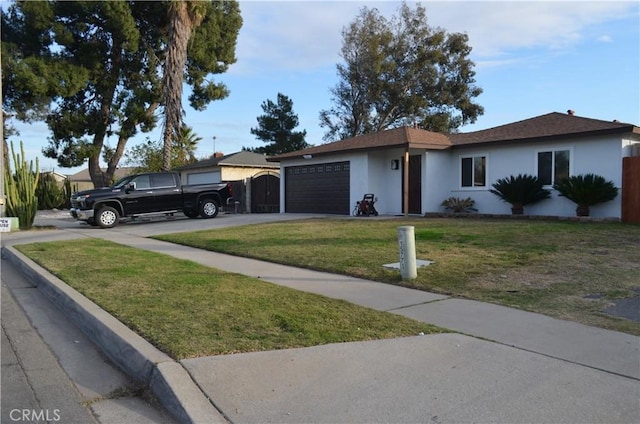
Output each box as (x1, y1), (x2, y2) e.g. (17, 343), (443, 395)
(461, 155), (486, 187)
(537, 149), (570, 185)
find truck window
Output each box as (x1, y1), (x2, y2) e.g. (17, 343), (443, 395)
(133, 175), (151, 189)
(152, 173), (177, 188)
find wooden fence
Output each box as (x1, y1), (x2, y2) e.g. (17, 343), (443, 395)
(621, 156), (640, 223)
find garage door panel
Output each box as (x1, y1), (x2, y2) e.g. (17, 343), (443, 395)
(285, 161), (350, 214)
(186, 171), (221, 185)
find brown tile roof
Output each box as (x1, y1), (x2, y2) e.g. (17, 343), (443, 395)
(268, 112), (639, 161)
(269, 126), (451, 161)
(449, 112), (639, 146)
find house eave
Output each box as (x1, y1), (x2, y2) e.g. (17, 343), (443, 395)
(450, 127), (640, 149)
(268, 142), (450, 162)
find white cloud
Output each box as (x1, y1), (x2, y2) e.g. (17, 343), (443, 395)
(434, 1), (634, 57)
(597, 34), (614, 43)
(233, 1), (637, 73)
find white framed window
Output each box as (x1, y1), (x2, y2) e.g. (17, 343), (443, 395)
(460, 154), (487, 188)
(536, 148), (571, 186)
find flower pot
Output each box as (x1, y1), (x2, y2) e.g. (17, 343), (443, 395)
(576, 205), (590, 217)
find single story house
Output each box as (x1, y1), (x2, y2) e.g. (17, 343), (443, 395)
(40, 170), (69, 184)
(175, 151), (280, 213)
(175, 150), (278, 184)
(269, 112), (640, 220)
(68, 167), (136, 191)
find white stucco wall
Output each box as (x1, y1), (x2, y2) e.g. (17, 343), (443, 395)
(436, 134), (625, 218)
(424, 150), (454, 213)
(365, 150), (405, 215)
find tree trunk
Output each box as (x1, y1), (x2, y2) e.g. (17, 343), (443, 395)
(511, 204), (524, 215)
(162, 1), (193, 171)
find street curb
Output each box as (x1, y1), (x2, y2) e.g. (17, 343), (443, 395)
(2, 246), (227, 424)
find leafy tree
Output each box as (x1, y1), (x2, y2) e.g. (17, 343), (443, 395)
(124, 125), (200, 173)
(1, 1), (241, 187)
(490, 174), (551, 215)
(248, 93), (309, 155)
(124, 139), (163, 173)
(553, 174), (619, 217)
(319, 1), (483, 141)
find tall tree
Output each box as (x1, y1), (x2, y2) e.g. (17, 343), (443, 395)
(248, 93), (309, 156)
(319, 1), (483, 141)
(162, 0), (205, 171)
(1, 1), (241, 187)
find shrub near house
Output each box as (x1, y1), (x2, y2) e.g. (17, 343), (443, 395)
(490, 174), (551, 215)
(554, 174), (619, 217)
(441, 197), (477, 214)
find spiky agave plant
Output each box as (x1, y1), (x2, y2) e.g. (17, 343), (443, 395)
(490, 174), (550, 214)
(553, 174), (618, 217)
(3, 141), (40, 229)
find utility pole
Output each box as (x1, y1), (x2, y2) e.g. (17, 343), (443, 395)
(212, 136), (216, 156)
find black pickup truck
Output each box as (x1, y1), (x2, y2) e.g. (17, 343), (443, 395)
(70, 172), (233, 228)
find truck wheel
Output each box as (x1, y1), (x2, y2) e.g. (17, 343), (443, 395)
(199, 198), (219, 219)
(96, 206), (120, 228)
(183, 210), (199, 219)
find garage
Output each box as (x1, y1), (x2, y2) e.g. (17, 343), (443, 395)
(285, 161), (350, 214)
(186, 171), (221, 185)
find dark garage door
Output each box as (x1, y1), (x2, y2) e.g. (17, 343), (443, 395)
(285, 161), (350, 214)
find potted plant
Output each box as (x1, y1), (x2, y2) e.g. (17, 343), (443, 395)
(553, 174), (618, 217)
(490, 174), (550, 215)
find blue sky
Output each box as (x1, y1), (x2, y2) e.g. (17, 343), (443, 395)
(7, 0), (640, 175)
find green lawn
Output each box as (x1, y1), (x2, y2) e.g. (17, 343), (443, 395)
(16, 239), (443, 359)
(154, 217), (640, 335)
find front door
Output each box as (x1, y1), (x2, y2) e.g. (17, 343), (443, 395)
(401, 154), (422, 214)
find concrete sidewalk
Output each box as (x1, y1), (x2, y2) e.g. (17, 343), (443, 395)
(95, 231), (640, 380)
(2, 214), (639, 423)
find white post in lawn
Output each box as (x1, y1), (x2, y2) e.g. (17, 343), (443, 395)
(398, 226), (417, 280)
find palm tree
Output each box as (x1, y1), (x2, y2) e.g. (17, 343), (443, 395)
(553, 174), (619, 216)
(173, 125), (200, 166)
(490, 174), (551, 215)
(162, 1), (206, 171)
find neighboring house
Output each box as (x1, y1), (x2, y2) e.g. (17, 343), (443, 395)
(40, 170), (68, 184)
(175, 151), (280, 213)
(269, 112), (640, 220)
(68, 167), (136, 191)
